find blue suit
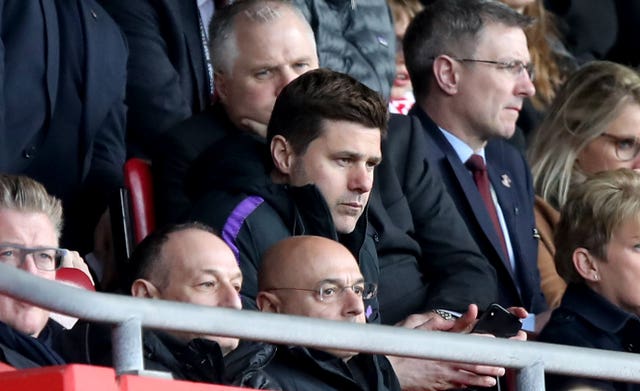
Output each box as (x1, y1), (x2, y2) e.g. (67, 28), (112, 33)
(391, 108), (546, 314)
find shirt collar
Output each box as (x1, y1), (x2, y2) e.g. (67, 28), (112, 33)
(439, 127), (485, 164)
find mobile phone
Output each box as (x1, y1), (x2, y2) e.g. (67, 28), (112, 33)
(471, 303), (522, 338)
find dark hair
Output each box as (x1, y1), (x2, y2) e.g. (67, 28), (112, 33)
(403, 0), (532, 99)
(267, 68), (388, 155)
(125, 222), (216, 291)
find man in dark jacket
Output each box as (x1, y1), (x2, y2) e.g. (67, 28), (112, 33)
(226, 235), (401, 390)
(190, 69), (505, 389)
(0, 175), (70, 368)
(57, 223), (241, 383)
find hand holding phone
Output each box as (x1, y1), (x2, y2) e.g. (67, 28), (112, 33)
(471, 303), (522, 338)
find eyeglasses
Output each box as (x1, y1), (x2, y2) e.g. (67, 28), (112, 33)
(600, 133), (640, 161)
(0, 244), (67, 271)
(451, 58), (535, 82)
(266, 281), (377, 302)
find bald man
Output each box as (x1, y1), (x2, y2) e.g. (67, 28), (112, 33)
(224, 236), (401, 391)
(57, 223), (242, 384)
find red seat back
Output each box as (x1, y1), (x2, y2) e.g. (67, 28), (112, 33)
(124, 159), (156, 244)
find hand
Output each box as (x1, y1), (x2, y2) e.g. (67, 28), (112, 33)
(388, 355), (504, 390)
(240, 118), (268, 138)
(505, 306), (529, 341)
(60, 250), (94, 286)
(395, 304), (478, 333)
(391, 304), (506, 390)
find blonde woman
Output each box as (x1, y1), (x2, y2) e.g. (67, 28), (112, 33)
(529, 61), (640, 308)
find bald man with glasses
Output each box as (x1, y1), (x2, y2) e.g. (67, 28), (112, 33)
(224, 235), (401, 391)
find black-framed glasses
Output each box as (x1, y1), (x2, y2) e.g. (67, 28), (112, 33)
(451, 58), (535, 81)
(600, 133), (640, 161)
(0, 244), (67, 271)
(266, 281), (377, 302)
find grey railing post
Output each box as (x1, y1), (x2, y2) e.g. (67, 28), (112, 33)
(112, 317), (144, 375)
(517, 361), (545, 391)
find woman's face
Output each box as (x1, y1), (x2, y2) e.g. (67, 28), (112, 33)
(391, 12), (412, 100)
(590, 218), (640, 316)
(577, 102), (640, 174)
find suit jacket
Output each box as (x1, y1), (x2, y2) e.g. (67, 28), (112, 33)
(393, 108), (546, 314)
(0, 0), (127, 250)
(99, 0), (210, 157)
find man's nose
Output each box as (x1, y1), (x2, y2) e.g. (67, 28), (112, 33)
(348, 166), (374, 193)
(218, 283), (242, 310)
(275, 68), (300, 96)
(340, 287), (365, 317)
(516, 70), (536, 98)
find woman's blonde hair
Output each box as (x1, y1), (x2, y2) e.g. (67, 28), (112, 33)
(529, 61), (640, 209)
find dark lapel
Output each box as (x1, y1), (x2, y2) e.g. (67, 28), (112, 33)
(418, 110), (517, 280)
(176, 0), (207, 111)
(40, 0), (60, 120)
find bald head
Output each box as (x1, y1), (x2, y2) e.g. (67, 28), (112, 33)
(259, 236), (359, 291)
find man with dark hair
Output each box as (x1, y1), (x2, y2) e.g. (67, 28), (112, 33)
(395, 0), (546, 329)
(190, 68), (508, 389)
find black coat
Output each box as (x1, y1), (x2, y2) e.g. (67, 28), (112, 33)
(188, 123), (497, 325)
(225, 341), (401, 391)
(0, 0), (127, 251)
(99, 0), (211, 157)
(188, 132), (382, 322)
(539, 284), (640, 390)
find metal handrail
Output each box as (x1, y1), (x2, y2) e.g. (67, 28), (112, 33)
(1, 263), (639, 390)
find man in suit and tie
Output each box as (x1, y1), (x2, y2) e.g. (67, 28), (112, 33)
(392, 0), (547, 330)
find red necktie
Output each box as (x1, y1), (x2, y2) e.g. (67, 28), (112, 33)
(465, 154), (509, 260)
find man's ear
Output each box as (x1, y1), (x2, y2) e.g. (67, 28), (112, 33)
(572, 247), (599, 282)
(256, 291), (281, 313)
(432, 55), (460, 96)
(131, 279), (160, 299)
(214, 71), (228, 103)
(270, 135), (295, 175)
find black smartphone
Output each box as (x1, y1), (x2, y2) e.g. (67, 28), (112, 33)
(471, 303), (522, 338)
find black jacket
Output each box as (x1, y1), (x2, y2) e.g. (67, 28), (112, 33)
(189, 125), (497, 325)
(53, 321), (226, 383)
(0, 320), (65, 369)
(189, 132), (382, 322)
(225, 341), (401, 391)
(99, 0), (211, 158)
(538, 283), (640, 390)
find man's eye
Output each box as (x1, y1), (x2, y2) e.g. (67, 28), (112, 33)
(255, 69), (271, 79)
(617, 139), (637, 150)
(352, 285), (365, 296)
(321, 285), (338, 296)
(198, 281), (216, 288)
(0, 250), (14, 258)
(36, 251), (54, 261)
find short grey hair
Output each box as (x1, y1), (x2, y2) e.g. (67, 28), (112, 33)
(209, 0), (314, 75)
(0, 175), (63, 238)
(403, 0), (532, 100)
